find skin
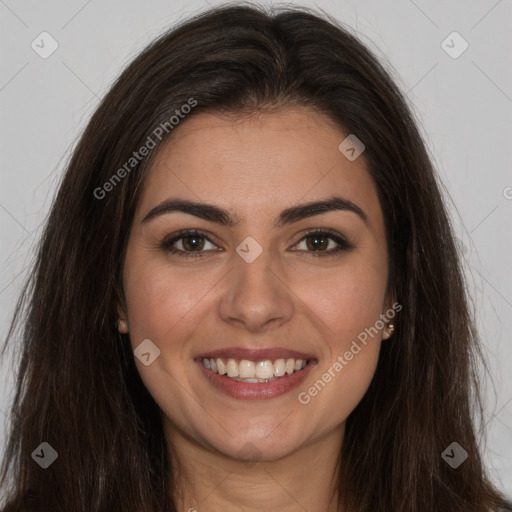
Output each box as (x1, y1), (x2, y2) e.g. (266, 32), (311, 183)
(118, 108), (393, 512)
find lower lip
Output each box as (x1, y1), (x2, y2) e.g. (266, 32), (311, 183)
(195, 359), (317, 400)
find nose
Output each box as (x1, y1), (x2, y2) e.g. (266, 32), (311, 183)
(218, 244), (295, 333)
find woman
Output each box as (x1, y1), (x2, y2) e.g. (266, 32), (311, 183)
(0, 4), (509, 511)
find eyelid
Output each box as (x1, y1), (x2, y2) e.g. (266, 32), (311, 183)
(288, 227), (353, 256)
(160, 229), (220, 257)
(160, 228), (353, 257)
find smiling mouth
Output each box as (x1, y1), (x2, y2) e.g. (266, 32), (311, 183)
(199, 357), (310, 383)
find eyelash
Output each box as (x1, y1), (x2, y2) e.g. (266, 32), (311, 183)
(159, 228), (353, 259)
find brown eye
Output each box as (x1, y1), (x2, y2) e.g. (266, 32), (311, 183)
(160, 229), (352, 259)
(293, 230), (352, 255)
(180, 235), (206, 251)
(304, 234), (330, 251)
(160, 230), (219, 257)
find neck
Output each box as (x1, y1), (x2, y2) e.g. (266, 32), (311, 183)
(165, 421), (344, 512)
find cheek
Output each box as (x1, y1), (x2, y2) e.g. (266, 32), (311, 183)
(123, 255), (209, 341)
(293, 256), (386, 411)
(296, 258), (388, 346)
(297, 271), (384, 421)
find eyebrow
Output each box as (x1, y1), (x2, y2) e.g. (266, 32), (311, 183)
(142, 195), (368, 228)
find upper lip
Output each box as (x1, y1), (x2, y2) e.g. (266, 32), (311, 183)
(195, 347), (317, 361)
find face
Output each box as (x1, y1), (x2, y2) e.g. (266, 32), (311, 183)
(120, 108), (392, 463)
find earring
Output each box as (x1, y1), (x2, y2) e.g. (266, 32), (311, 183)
(117, 319), (128, 333)
(386, 323), (395, 336)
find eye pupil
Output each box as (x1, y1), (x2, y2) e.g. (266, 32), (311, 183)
(306, 235), (328, 251)
(183, 236), (204, 251)
(163, 230), (347, 258)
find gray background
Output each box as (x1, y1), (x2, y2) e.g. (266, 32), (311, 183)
(1, 0), (511, 496)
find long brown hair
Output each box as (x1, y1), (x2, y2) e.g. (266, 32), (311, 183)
(0, 4), (509, 511)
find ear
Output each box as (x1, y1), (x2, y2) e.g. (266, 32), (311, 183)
(115, 285), (129, 334)
(381, 322), (395, 341)
(381, 292), (398, 341)
(117, 308), (129, 333)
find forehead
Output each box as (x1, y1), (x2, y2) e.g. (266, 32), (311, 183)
(137, 108), (381, 223)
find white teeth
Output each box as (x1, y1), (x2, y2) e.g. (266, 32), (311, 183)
(231, 377), (277, 383)
(226, 359), (239, 378)
(238, 360), (256, 378)
(216, 358), (227, 375)
(255, 360), (274, 379)
(274, 358), (286, 376)
(201, 356), (309, 380)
